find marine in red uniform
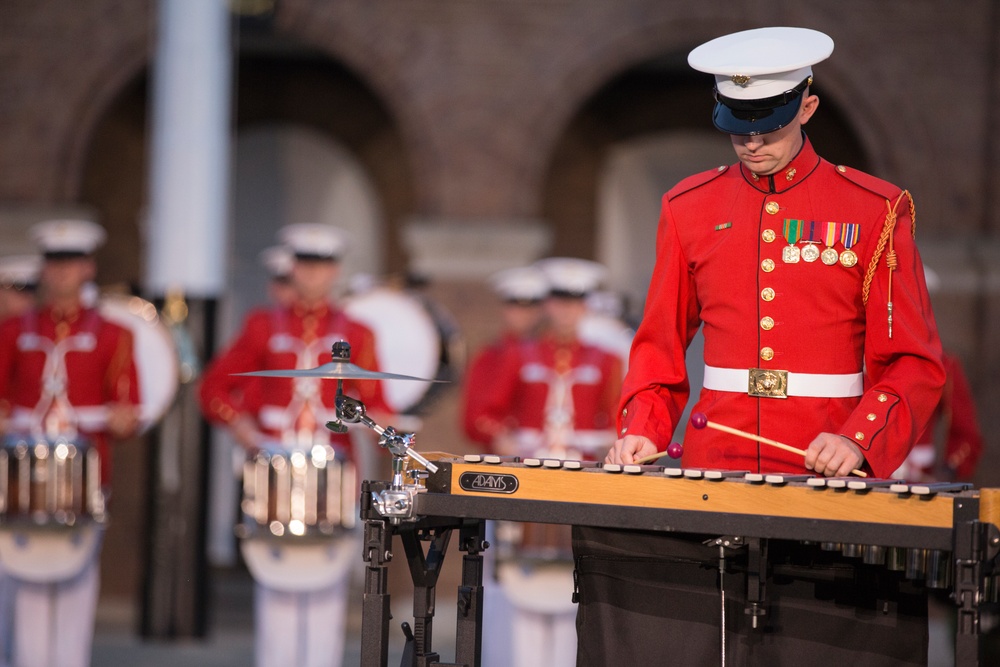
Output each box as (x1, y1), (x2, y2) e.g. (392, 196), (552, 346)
(0, 221), (139, 479)
(477, 258), (622, 667)
(578, 28), (946, 667)
(610, 59), (944, 481)
(199, 226), (387, 455)
(0, 219), (140, 667)
(461, 265), (547, 448)
(198, 223), (387, 667)
(477, 258), (622, 461)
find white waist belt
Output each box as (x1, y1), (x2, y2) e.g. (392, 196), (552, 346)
(703, 365), (863, 398)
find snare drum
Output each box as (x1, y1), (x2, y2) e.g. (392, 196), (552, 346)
(0, 434), (106, 527)
(237, 443), (356, 539)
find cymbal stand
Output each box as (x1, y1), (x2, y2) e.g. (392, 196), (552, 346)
(324, 341), (437, 525)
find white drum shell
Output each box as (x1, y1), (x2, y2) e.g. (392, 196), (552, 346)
(0, 523), (102, 583)
(240, 535), (357, 593)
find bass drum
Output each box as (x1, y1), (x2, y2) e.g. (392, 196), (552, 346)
(98, 294), (179, 433)
(343, 286), (459, 415)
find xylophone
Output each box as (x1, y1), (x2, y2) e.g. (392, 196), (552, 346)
(359, 455), (1000, 667)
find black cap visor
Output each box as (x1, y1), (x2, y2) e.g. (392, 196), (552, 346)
(712, 77), (809, 136)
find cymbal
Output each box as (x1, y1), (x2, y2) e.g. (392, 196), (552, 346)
(235, 361), (444, 383)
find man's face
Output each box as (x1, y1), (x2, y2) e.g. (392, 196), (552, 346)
(501, 302), (542, 337)
(290, 258), (339, 304)
(40, 256), (95, 302)
(544, 296), (587, 338)
(729, 93), (819, 176)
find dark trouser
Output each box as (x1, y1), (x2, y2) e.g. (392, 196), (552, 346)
(572, 526), (928, 667)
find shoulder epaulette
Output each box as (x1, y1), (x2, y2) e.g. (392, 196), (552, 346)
(832, 164), (901, 201)
(667, 165), (729, 201)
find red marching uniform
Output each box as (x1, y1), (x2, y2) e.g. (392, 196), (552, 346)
(619, 137), (945, 478)
(461, 333), (524, 448)
(199, 301), (388, 456)
(480, 334), (622, 459)
(0, 304), (140, 482)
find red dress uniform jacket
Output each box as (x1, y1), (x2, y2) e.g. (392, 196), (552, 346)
(481, 334), (622, 457)
(619, 137), (945, 478)
(0, 306), (140, 483)
(461, 333), (524, 446)
(198, 302), (387, 458)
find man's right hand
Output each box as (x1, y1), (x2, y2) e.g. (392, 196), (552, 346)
(605, 434), (658, 465)
(230, 414), (265, 452)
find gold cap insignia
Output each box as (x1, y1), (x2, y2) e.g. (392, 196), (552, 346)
(731, 74), (751, 87)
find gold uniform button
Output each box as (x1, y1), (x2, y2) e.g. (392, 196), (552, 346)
(867, 413), (877, 421)
(717, 165), (726, 172)
(760, 347), (774, 361)
(855, 432), (865, 441)
(761, 258), (775, 272)
(760, 316), (774, 330)
(622, 408), (628, 418)
(765, 201), (780, 215)
(761, 229), (776, 243)
(877, 394), (888, 402)
(837, 165), (847, 173)
(761, 287), (775, 301)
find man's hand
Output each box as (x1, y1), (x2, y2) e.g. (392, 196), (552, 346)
(804, 432), (865, 477)
(229, 414), (265, 452)
(605, 434), (658, 465)
(106, 403), (139, 439)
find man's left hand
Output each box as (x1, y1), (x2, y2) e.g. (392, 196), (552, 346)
(804, 432), (864, 477)
(106, 403), (139, 439)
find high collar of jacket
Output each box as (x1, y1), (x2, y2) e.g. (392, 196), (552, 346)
(740, 133), (821, 194)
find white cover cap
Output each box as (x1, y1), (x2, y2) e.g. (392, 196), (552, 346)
(534, 257), (608, 298)
(0, 255), (41, 289)
(489, 266), (549, 303)
(277, 223), (349, 260)
(688, 27), (834, 135)
(30, 219), (107, 256)
(259, 245), (294, 278)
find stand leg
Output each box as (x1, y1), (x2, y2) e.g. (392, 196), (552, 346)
(455, 520), (487, 667)
(401, 525), (453, 667)
(361, 491), (394, 667)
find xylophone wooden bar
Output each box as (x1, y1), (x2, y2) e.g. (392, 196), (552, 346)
(418, 458), (999, 551)
(360, 456), (1000, 667)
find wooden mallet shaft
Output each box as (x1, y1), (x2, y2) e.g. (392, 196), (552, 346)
(691, 413), (867, 478)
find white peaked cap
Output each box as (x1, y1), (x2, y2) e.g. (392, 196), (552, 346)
(688, 27), (834, 100)
(534, 257), (608, 298)
(0, 255), (42, 289)
(688, 27), (834, 135)
(277, 223), (349, 260)
(259, 245), (294, 278)
(489, 266), (549, 303)
(30, 219), (107, 256)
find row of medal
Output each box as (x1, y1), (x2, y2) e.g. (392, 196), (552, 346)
(782, 219), (858, 268)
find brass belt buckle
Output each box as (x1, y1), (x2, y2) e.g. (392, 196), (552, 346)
(747, 368), (788, 399)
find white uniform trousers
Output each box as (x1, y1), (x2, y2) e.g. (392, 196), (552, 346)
(497, 562), (577, 667)
(9, 556), (100, 667)
(243, 535), (358, 667)
(480, 522), (513, 667)
(0, 567), (14, 667)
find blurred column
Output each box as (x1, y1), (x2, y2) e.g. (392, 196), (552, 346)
(141, 0), (232, 639)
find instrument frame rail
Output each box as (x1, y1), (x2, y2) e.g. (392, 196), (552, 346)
(360, 460), (1000, 667)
